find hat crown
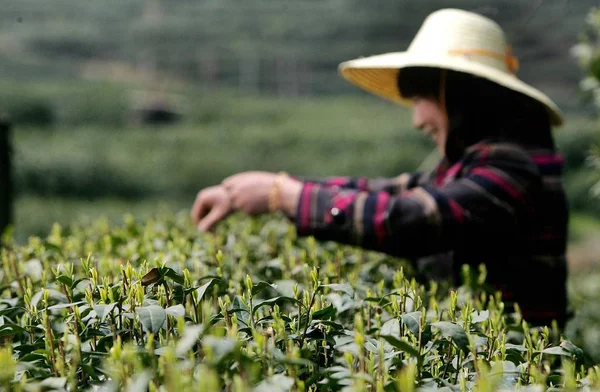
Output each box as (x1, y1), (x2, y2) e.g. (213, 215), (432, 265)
(408, 9), (513, 74)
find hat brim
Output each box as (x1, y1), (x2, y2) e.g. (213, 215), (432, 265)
(339, 52), (564, 127)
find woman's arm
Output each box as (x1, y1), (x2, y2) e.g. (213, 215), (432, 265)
(289, 144), (541, 259)
(296, 173), (424, 196)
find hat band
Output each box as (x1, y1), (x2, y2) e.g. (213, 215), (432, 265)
(448, 47), (519, 74)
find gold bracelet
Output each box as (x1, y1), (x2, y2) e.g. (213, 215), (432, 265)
(268, 172), (288, 213)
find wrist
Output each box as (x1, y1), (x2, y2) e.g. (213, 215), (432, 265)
(280, 177), (302, 218)
(268, 173), (302, 218)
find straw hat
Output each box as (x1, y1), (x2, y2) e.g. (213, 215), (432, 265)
(338, 8), (564, 126)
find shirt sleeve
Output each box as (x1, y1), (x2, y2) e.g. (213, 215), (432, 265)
(295, 173), (424, 196)
(293, 143), (541, 259)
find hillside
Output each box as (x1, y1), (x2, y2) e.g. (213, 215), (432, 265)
(0, 0), (596, 111)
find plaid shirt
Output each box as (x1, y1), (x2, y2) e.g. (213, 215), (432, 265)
(293, 141), (569, 327)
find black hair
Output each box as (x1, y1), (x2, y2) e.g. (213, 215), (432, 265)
(397, 67), (555, 162)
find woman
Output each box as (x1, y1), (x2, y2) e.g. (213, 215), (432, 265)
(190, 9), (569, 328)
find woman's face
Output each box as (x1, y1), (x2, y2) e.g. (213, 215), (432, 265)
(412, 96), (448, 155)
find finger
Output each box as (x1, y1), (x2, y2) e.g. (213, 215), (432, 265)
(197, 207), (228, 232)
(190, 191), (208, 226)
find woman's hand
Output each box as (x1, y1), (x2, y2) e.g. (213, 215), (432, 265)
(191, 171), (304, 232)
(190, 185), (233, 232)
(222, 171), (303, 217)
(222, 171), (277, 215)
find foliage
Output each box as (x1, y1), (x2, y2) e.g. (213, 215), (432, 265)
(571, 7), (600, 200)
(0, 0), (596, 109)
(0, 212), (597, 391)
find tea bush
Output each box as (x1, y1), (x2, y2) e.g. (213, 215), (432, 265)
(0, 212), (597, 391)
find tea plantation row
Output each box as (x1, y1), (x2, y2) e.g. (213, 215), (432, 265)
(0, 212), (599, 391)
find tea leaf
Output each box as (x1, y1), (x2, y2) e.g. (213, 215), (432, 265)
(312, 305), (336, 321)
(196, 278), (221, 302)
(166, 304), (186, 318)
(251, 281), (277, 296)
(40, 377), (68, 389)
(560, 341), (584, 360)
(401, 311), (422, 338)
(380, 318), (400, 337)
(471, 310), (489, 324)
(94, 303), (117, 323)
(431, 321), (470, 354)
(252, 296), (301, 315)
(202, 336), (238, 363)
(319, 283), (354, 298)
(136, 305), (167, 334)
(230, 296), (251, 327)
(47, 301), (86, 310)
(254, 374), (295, 392)
(541, 346), (570, 356)
(55, 275), (74, 288)
(379, 335), (420, 358)
(141, 268), (161, 287)
(176, 325), (204, 357)
(163, 268), (185, 285)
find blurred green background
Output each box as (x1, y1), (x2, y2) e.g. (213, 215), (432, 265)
(2, 0), (600, 356)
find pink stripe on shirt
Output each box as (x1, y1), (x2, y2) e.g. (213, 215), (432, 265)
(300, 183), (315, 231)
(531, 154), (564, 165)
(471, 167), (523, 202)
(374, 192), (390, 246)
(448, 199), (464, 224)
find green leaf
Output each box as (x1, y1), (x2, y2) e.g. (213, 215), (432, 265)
(0, 324), (26, 338)
(251, 281), (277, 296)
(311, 305), (336, 320)
(560, 341), (584, 360)
(47, 301), (86, 311)
(380, 318), (400, 337)
(93, 303), (117, 323)
(319, 283), (354, 298)
(431, 321), (470, 354)
(471, 310), (489, 324)
(379, 335), (420, 358)
(273, 279), (298, 297)
(401, 311), (422, 338)
(505, 343), (528, 352)
(72, 278), (90, 288)
(40, 377), (67, 389)
(253, 374), (295, 392)
(591, 55), (600, 81)
(136, 305), (167, 334)
(540, 346), (570, 356)
(196, 278), (221, 302)
(163, 268), (185, 285)
(202, 336), (238, 363)
(176, 325), (204, 357)
(252, 296), (301, 315)
(55, 275), (73, 288)
(230, 296), (251, 327)
(14, 344), (43, 358)
(314, 320), (345, 331)
(19, 353), (47, 363)
(166, 304), (186, 318)
(272, 348), (315, 367)
(81, 363), (101, 380)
